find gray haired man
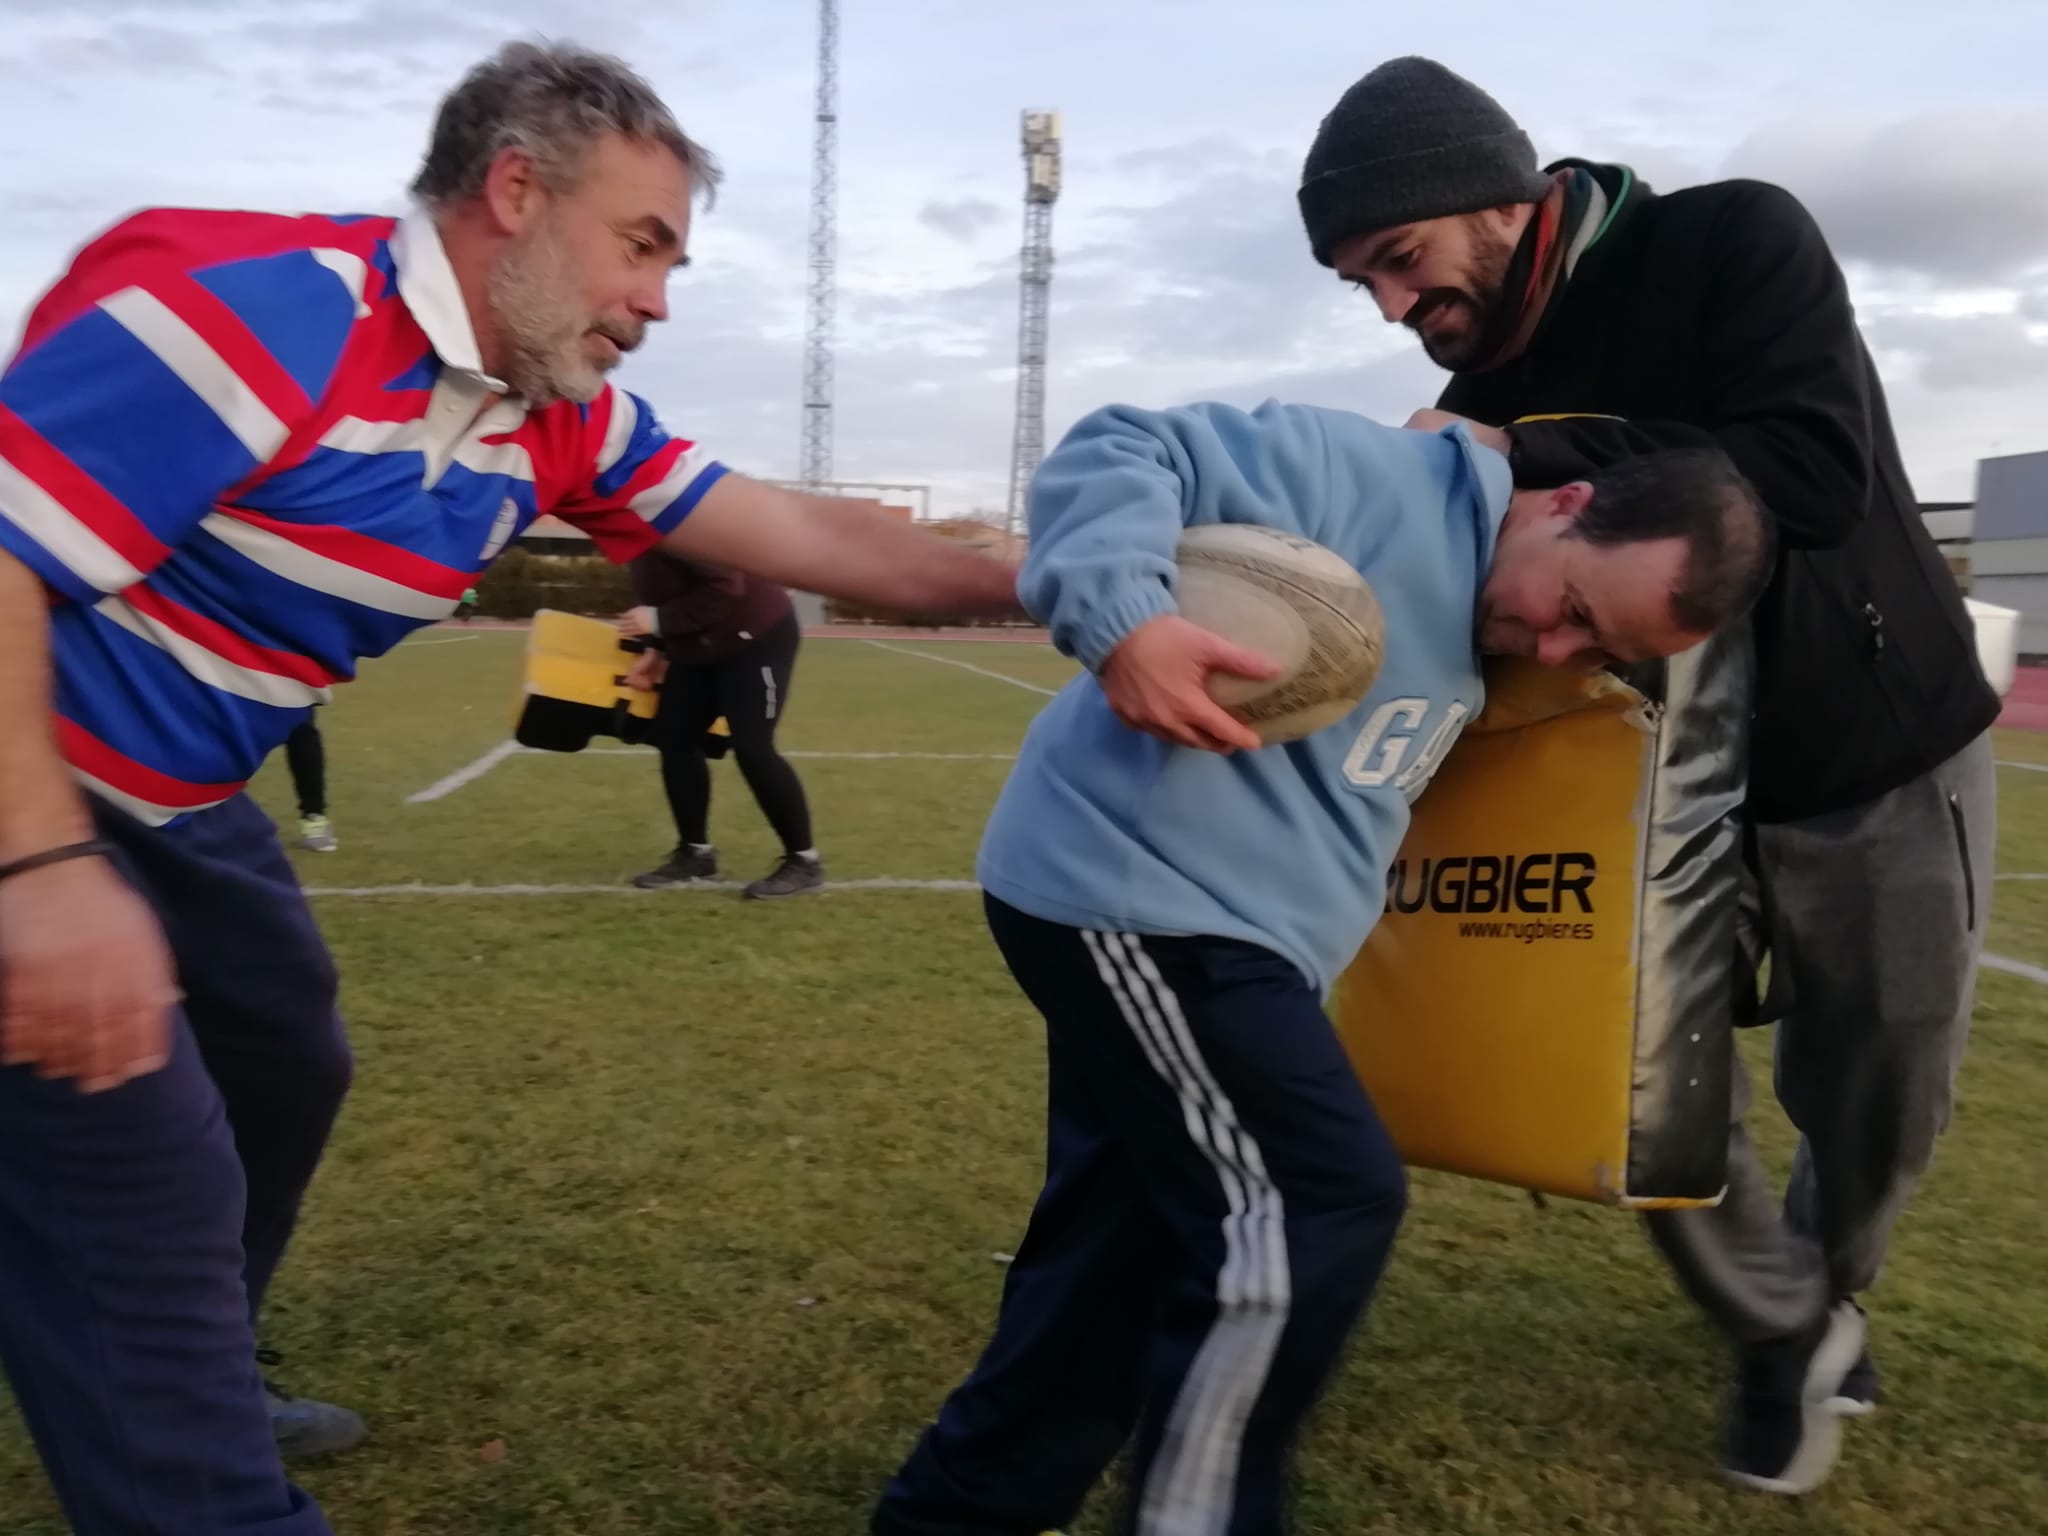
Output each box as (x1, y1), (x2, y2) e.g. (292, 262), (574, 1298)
(0, 40), (1019, 1535)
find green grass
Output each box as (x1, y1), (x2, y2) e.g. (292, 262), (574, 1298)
(2, 631), (2044, 1534)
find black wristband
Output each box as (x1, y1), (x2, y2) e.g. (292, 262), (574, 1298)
(0, 839), (115, 884)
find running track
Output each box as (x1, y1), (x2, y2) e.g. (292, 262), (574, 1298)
(1996, 666), (2048, 733)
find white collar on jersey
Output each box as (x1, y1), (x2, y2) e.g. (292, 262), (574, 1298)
(389, 204), (511, 394)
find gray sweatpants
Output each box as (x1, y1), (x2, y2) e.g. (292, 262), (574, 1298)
(1643, 731), (1996, 1345)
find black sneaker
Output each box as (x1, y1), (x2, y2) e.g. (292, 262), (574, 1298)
(744, 853), (825, 900)
(258, 1350), (367, 1461)
(1723, 1301), (1867, 1495)
(631, 845), (718, 888)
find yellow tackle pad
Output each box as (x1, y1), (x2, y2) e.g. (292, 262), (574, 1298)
(1335, 632), (1752, 1209)
(515, 608), (661, 752)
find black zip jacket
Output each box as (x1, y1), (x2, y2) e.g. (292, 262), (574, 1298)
(629, 550), (794, 665)
(1440, 165), (1999, 824)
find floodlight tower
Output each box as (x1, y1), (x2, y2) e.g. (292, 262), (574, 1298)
(798, 0), (839, 487)
(1005, 110), (1061, 538)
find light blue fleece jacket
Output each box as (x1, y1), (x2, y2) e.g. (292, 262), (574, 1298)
(977, 401), (1512, 997)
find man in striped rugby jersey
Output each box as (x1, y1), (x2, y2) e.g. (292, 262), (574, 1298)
(0, 40), (1018, 1535)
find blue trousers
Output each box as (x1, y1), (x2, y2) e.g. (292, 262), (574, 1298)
(874, 897), (1409, 1536)
(0, 793), (349, 1535)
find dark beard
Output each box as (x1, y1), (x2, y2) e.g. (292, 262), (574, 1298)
(1406, 228), (1518, 371)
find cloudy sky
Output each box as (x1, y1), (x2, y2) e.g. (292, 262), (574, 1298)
(4, 0), (2047, 518)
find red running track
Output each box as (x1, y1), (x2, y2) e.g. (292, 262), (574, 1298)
(1998, 666), (2048, 733)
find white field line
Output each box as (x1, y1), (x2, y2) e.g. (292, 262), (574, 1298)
(401, 638), (1046, 803)
(576, 747), (1015, 761)
(430, 743), (2033, 783)
(303, 878), (980, 897)
(402, 634), (488, 648)
(1982, 952), (2048, 987)
(422, 728), (2031, 801)
(405, 740), (522, 803)
(406, 743), (1015, 801)
(862, 639), (1059, 698)
(1996, 759), (2048, 773)
(295, 874), (2048, 993)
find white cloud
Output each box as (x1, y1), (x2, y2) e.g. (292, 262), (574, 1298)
(0, 0), (2045, 514)
(1866, 312), (2048, 394)
(4, 21), (232, 78)
(1725, 111), (2048, 283)
(917, 198), (1006, 243)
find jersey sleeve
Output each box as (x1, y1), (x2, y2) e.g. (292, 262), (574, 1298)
(1022, 399), (1349, 669)
(0, 212), (359, 602)
(546, 386), (731, 564)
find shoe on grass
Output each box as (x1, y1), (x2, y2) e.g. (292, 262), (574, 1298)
(259, 1349), (367, 1461)
(744, 852), (825, 900)
(1721, 1301), (1866, 1495)
(1824, 1304), (1883, 1415)
(631, 844), (718, 888)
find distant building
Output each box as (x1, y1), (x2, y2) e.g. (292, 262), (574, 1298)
(1919, 500), (1973, 586)
(1960, 450), (2048, 656)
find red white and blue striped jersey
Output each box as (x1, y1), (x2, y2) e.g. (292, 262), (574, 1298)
(0, 205), (728, 826)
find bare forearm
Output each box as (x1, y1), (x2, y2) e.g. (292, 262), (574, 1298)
(800, 498), (1021, 616)
(663, 479), (1024, 619)
(0, 551), (92, 862)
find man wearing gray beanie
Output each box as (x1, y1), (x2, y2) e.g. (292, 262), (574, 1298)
(1298, 54), (1999, 1501)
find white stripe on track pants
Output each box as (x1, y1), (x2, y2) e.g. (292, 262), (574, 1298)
(873, 895), (1410, 1536)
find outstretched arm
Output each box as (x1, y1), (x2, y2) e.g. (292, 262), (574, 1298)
(660, 476), (1024, 620)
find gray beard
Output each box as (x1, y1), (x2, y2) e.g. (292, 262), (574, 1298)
(487, 224), (600, 405)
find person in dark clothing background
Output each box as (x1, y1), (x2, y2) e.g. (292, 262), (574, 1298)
(284, 714), (336, 853)
(618, 550), (824, 900)
(1298, 56), (1999, 1498)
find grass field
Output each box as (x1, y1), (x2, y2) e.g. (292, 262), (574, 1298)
(2, 627), (2044, 1535)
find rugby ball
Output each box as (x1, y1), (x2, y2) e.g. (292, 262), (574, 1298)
(1173, 523), (1387, 745)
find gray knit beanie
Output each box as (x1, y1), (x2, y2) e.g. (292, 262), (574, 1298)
(1299, 57), (1553, 267)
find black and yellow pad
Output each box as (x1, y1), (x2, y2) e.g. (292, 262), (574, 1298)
(1335, 630), (1752, 1209)
(514, 609), (662, 752)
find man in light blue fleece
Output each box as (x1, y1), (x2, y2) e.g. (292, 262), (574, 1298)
(872, 401), (1775, 1536)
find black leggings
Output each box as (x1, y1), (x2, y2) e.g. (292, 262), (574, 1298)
(284, 717), (326, 817)
(654, 612), (813, 854)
